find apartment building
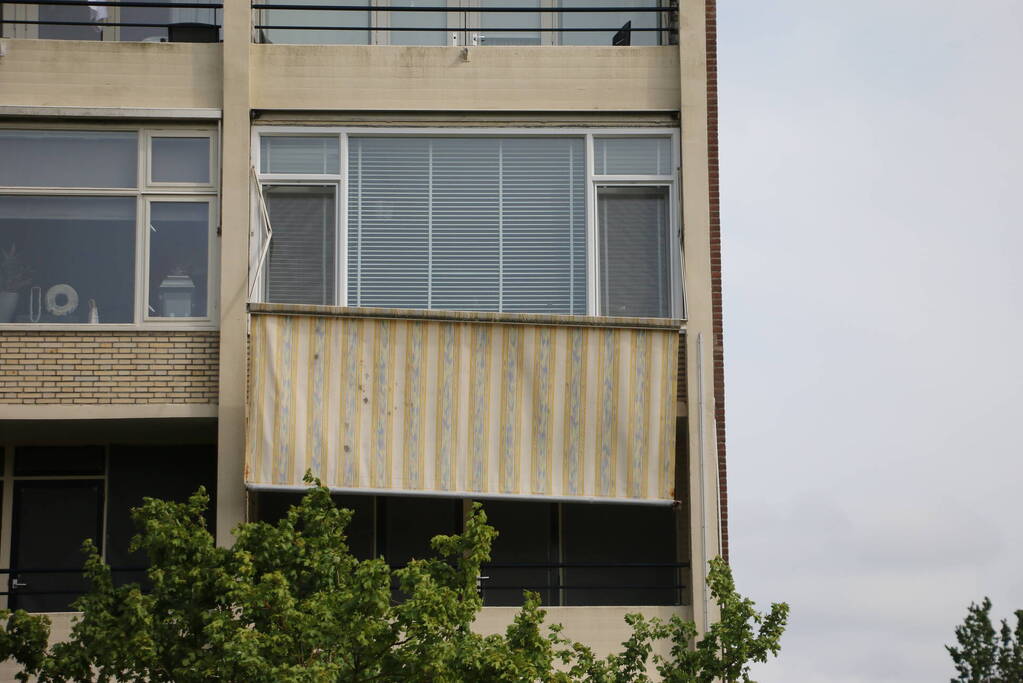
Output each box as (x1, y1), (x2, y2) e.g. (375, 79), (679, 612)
(0, 0), (725, 663)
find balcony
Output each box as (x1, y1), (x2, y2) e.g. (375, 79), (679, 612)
(246, 303), (681, 504)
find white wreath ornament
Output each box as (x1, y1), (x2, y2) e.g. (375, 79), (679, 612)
(45, 284), (79, 317)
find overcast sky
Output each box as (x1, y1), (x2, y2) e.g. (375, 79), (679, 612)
(718, 1), (1023, 680)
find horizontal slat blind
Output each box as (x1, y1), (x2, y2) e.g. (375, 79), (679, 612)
(594, 137), (672, 176)
(348, 137), (586, 314)
(260, 136), (340, 175)
(598, 186), (671, 318)
(264, 185), (336, 305)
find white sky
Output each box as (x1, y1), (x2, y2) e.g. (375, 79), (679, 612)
(718, 1), (1023, 680)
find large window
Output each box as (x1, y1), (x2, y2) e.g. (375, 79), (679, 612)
(255, 130), (678, 318)
(0, 128), (217, 326)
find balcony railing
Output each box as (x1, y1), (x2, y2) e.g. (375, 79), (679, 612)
(1, 562), (689, 611)
(0, 0), (222, 41)
(251, 1), (677, 46)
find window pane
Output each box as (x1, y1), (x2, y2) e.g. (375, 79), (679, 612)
(559, 0), (662, 46)
(594, 137), (672, 176)
(264, 185), (337, 305)
(388, 0), (448, 46)
(347, 137), (587, 314)
(598, 186), (672, 318)
(148, 202), (209, 318)
(0, 196), (136, 324)
(152, 137), (210, 184)
(260, 136), (340, 174)
(480, 0), (541, 46)
(0, 130), (137, 188)
(562, 503), (677, 606)
(257, 0), (370, 45)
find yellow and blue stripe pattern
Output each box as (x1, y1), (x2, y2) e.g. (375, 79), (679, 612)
(247, 304), (680, 503)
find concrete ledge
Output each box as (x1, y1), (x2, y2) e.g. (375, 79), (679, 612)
(0, 105), (222, 119)
(0, 39), (222, 109)
(253, 45), (680, 112)
(0, 403), (218, 420)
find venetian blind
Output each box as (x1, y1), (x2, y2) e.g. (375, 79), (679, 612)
(598, 186), (672, 318)
(347, 137), (587, 314)
(264, 185), (336, 305)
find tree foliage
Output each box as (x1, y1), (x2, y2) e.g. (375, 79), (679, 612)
(947, 597), (1023, 683)
(0, 482), (788, 682)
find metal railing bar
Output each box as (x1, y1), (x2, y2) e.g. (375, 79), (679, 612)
(484, 584), (685, 590)
(482, 562), (688, 568)
(255, 24), (669, 31)
(1, 19), (219, 26)
(254, 3), (670, 11)
(2, 19), (220, 27)
(0, 567), (147, 574)
(1, 1), (222, 7)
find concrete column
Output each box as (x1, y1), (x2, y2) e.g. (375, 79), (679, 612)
(679, 0), (721, 633)
(215, 0), (252, 545)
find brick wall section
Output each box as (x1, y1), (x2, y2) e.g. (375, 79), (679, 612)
(0, 331), (219, 405)
(706, 0), (728, 563)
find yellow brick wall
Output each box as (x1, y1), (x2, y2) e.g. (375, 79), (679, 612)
(0, 331), (219, 405)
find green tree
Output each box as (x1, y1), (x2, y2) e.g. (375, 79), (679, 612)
(947, 597), (1023, 683)
(0, 481), (788, 682)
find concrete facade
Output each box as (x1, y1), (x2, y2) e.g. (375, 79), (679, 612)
(0, 0), (725, 675)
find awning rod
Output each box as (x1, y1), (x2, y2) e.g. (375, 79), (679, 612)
(246, 482), (679, 506)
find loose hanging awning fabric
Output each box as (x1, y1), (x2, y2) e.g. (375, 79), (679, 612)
(246, 305), (680, 504)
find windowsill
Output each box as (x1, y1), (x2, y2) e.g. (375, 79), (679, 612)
(249, 302), (682, 331)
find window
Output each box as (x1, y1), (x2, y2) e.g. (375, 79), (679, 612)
(255, 130), (679, 319)
(0, 128), (217, 326)
(254, 0), (669, 46)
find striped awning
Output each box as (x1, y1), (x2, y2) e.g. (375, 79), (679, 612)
(247, 305), (680, 504)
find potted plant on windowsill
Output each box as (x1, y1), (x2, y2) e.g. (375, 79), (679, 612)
(0, 244), (32, 323)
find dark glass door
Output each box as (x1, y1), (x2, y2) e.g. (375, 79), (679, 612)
(10, 480), (104, 612)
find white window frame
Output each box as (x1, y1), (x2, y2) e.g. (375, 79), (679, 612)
(251, 127), (683, 320)
(142, 196), (219, 322)
(144, 130), (218, 192)
(0, 123), (219, 331)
